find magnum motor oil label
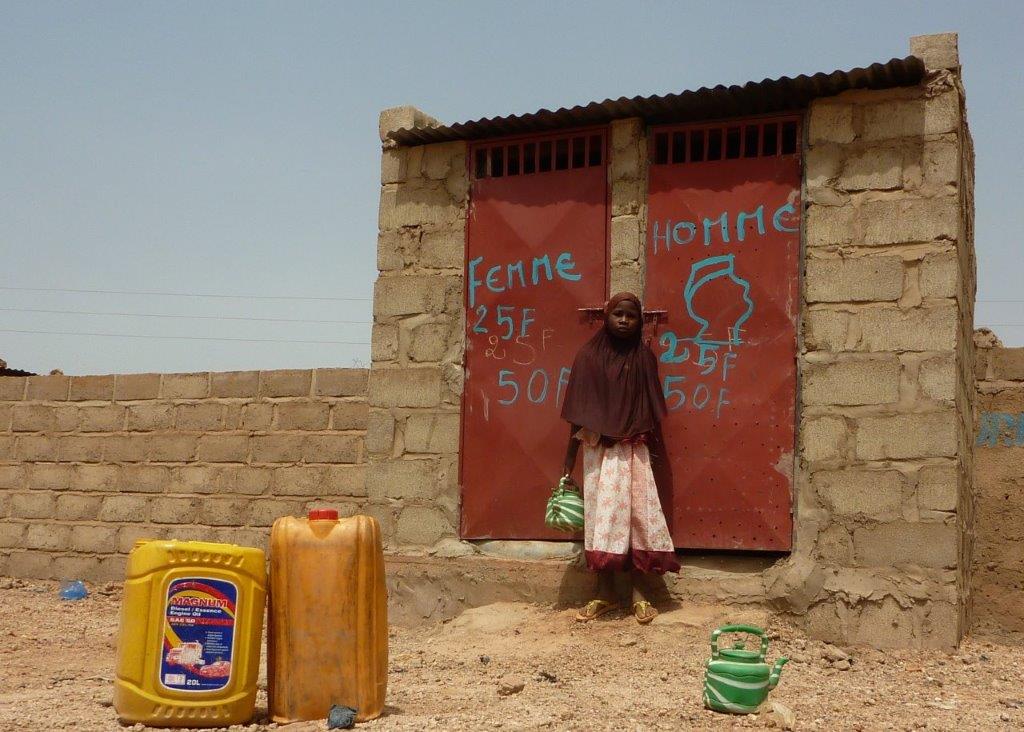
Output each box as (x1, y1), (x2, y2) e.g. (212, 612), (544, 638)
(159, 577), (238, 692)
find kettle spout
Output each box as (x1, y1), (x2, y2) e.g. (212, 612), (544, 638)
(768, 657), (789, 689)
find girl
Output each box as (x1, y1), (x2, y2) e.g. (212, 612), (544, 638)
(560, 292), (680, 624)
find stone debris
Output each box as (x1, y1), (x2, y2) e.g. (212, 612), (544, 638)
(496, 677), (525, 697)
(769, 701), (797, 730)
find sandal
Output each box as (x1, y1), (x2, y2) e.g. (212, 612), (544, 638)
(632, 600), (658, 625)
(575, 599), (619, 622)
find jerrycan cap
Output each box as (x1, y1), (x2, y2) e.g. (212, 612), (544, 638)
(308, 508), (339, 521)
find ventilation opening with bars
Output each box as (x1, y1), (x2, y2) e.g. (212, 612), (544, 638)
(472, 131), (605, 179)
(652, 117), (801, 165)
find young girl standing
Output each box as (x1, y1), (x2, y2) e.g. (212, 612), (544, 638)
(560, 292), (680, 624)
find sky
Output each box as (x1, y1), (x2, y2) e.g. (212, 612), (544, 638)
(2, 1), (1022, 375)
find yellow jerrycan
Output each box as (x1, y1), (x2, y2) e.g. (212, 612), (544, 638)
(113, 539), (266, 727)
(268, 510), (388, 723)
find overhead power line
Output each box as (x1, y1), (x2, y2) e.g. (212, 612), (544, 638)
(0, 286), (370, 302)
(0, 306), (368, 325)
(1, 329), (368, 345)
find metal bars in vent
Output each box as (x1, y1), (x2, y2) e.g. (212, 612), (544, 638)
(472, 130), (605, 179)
(651, 116), (802, 166)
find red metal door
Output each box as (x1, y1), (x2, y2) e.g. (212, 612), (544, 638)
(461, 130), (608, 540)
(646, 117), (801, 551)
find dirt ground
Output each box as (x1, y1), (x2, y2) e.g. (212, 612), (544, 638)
(2, 579), (1024, 731)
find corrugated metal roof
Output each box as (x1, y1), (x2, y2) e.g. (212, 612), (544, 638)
(388, 56), (925, 146)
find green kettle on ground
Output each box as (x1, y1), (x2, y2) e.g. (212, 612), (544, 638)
(703, 624), (788, 714)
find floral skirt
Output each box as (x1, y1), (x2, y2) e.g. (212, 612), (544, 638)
(581, 435), (680, 574)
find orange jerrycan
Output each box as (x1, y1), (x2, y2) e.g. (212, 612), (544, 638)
(268, 510), (388, 723)
(113, 539), (266, 727)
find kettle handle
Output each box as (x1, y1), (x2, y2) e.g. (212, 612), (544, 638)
(710, 624), (769, 661)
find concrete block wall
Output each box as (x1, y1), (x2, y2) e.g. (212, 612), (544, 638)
(0, 368), (368, 581)
(789, 33), (973, 647)
(368, 107), (468, 547)
(973, 338), (1024, 632)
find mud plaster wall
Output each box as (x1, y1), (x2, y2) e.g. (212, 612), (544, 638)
(0, 369), (369, 581)
(371, 35), (975, 648)
(973, 341), (1024, 632)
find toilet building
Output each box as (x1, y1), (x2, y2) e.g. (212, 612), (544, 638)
(369, 32), (976, 647)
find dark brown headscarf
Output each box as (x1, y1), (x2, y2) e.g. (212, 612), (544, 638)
(560, 292), (667, 440)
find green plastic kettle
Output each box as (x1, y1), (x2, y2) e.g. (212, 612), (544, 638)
(703, 624), (788, 714)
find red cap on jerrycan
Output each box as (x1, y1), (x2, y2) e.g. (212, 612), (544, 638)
(307, 509), (338, 521)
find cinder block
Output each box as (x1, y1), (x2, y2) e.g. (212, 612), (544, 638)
(55, 494), (102, 521)
(69, 375), (115, 401)
(0, 435), (12, 461)
(806, 205), (855, 248)
(408, 323), (449, 363)
(919, 355), (956, 400)
(855, 412), (957, 460)
(102, 434), (149, 462)
(114, 373), (161, 400)
(857, 305), (957, 352)
(160, 372), (210, 399)
(99, 495), (149, 522)
(52, 556), (103, 582)
(275, 402), (330, 431)
(95, 555), (128, 583)
(194, 434), (249, 463)
(371, 324), (399, 363)
(920, 601), (960, 650)
(910, 33), (960, 70)
(259, 370), (312, 398)
(125, 403), (175, 431)
(813, 469), (903, 519)
(251, 434), (304, 463)
(0, 377), (27, 400)
(211, 465), (273, 496)
(6, 551), (55, 579)
(322, 465), (367, 497)
(838, 147), (903, 191)
(26, 375), (69, 401)
(247, 499), (305, 527)
(923, 138), (960, 190)
(802, 416), (847, 462)
(815, 524), (853, 564)
(853, 521), (957, 568)
(314, 368), (369, 397)
(381, 147), (407, 184)
(199, 498), (250, 526)
(0, 522), (26, 548)
(611, 216), (642, 262)
(302, 435), (362, 464)
(803, 357), (900, 406)
(272, 466), (329, 496)
(151, 497), (200, 524)
(70, 524), (119, 553)
(74, 465), (120, 492)
(804, 310), (849, 352)
(210, 370), (260, 398)
(331, 402), (369, 430)
(53, 406), (78, 432)
(365, 410), (396, 455)
(611, 179), (642, 218)
(919, 252), (958, 299)
(808, 102), (855, 144)
(851, 596), (916, 647)
(12, 405), (57, 432)
(395, 506), (454, 546)
(119, 464), (170, 494)
(25, 523), (71, 550)
(58, 435), (104, 463)
(380, 181), (463, 231)
(78, 405), (126, 432)
(366, 459), (438, 500)
(860, 197), (958, 246)
(805, 257), (904, 303)
(989, 348), (1024, 381)
(419, 229), (464, 269)
(918, 465), (957, 511)
(175, 403), (224, 431)
(374, 275), (447, 318)
(28, 464), (74, 491)
(368, 368), (442, 408)
(240, 404), (274, 431)
(404, 413), (461, 453)
(148, 435), (198, 462)
(16, 434), (59, 461)
(420, 142), (462, 181)
(11, 492), (56, 519)
(861, 93), (959, 140)
(609, 261), (642, 299)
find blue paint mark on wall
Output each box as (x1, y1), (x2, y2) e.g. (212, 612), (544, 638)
(977, 412), (1024, 447)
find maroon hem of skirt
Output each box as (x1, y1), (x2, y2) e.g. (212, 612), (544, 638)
(585, 549), (680, 575)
